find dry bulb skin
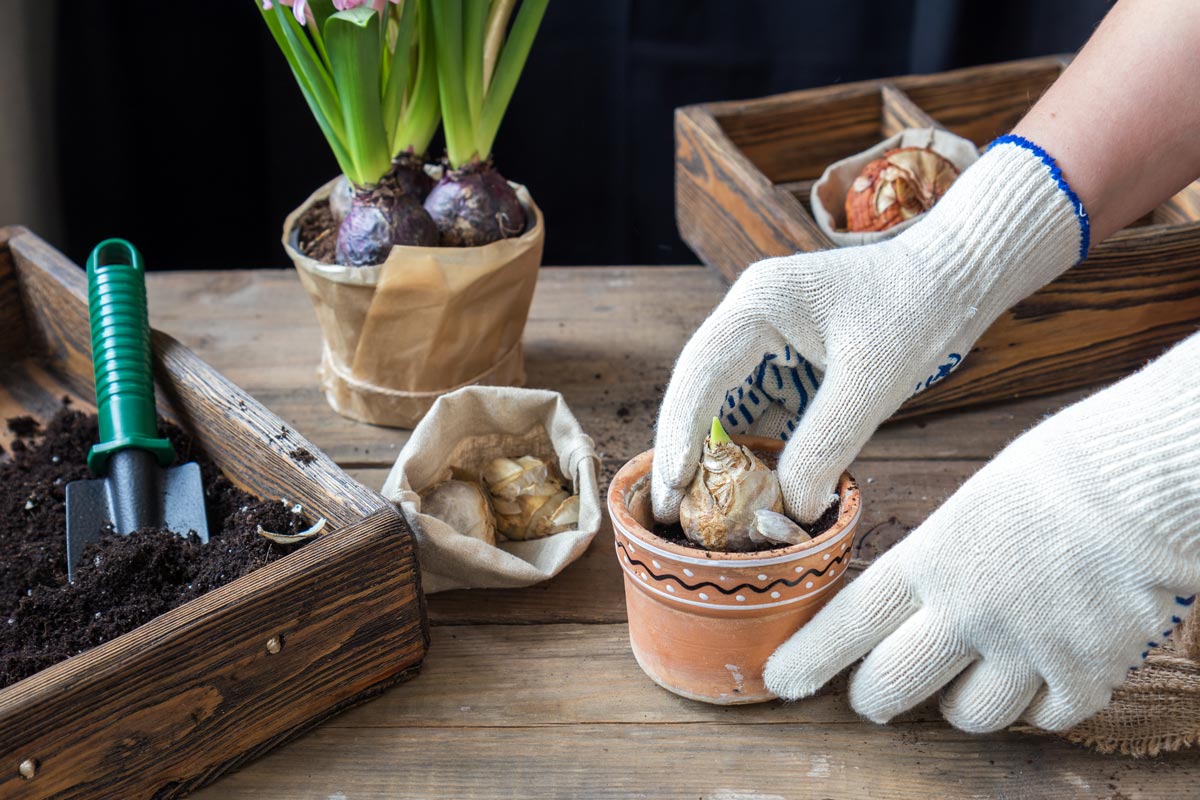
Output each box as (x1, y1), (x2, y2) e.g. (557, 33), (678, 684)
(679, 418), (813, 552)
(420, 479), (497, 546)
(844, 146), (960, 232)
(418, 455), (580, 544)
(484, 456), (579, 540)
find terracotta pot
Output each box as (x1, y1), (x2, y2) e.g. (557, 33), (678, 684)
(608, 436), (861, 705)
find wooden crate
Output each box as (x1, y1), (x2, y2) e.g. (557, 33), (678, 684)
(676, 55), (1200, 417)
(0, 227), (429, 798)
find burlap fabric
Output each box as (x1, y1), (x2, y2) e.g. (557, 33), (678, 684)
(283, 177), (544, 428)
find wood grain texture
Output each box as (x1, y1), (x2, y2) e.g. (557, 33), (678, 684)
(881, 84), (944, 136)
(718, 84), (885, 184)
(898, 60), (1063, 145)
(127, 266), (1198, 798)
(196, 722), (1198, 799)
(195, 624), (1195, 800)
(141, 267), (1092, 468)
(899, 222), (1200, 418)
(675, 55), (1200, 419)
(675, 106), (832, 282)
(0, 231), (429, 799)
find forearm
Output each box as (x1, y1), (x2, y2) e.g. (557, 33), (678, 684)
(1013, 0), (1200, 243)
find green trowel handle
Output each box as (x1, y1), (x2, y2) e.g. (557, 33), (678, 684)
(84, 239), (175, 474)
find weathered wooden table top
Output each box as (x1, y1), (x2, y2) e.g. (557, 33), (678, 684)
(141, 266), (1199, 799)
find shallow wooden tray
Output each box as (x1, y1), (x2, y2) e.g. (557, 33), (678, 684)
(0, 227), (429, 799)
(676, 55), (1200, 417)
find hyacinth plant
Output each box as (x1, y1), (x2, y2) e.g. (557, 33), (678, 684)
(259, 0), (442, 265)
(422, 0), (550, 246)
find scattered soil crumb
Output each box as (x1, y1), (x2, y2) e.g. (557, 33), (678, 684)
(289, 447), (317, 465)
(7, 416), (41, 437)
(0, 409), (313, 688)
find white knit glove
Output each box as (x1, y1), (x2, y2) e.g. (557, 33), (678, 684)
(764, 333), (1200, 732)
(653, 136), (1089, 525)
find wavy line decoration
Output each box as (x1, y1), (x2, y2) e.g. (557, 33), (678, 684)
(615, 540), (851, 595)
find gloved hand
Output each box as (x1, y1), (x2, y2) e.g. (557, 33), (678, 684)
(653, 136), (1089, 525)
(764, 332), (1200, 732)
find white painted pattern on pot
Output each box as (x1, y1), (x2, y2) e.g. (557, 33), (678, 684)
(615, 557), (844, 611)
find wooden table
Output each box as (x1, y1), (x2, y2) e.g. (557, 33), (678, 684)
(142, 266), (1199, 799)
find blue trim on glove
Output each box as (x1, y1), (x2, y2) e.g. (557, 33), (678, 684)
(988, 133), (1091, 262)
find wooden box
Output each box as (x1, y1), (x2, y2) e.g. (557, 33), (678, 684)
(676, 56), (1200, 417)
(0, 228), (429, 798)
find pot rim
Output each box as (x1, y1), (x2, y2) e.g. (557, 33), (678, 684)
(608, 435), (861, 568)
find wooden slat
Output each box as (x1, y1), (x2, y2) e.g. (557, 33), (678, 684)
(896, 60), (1064, 145)
(1155, 181), (1200, 226)
(322, 624), (908, 727)
(675, 107), (833, 282)
(881, 84), (945, 136)
(716, 84), (885, 184)
(898, 223), (1200, 418)
(146, 268), (1090, 468)
(192, 694), (1197, 799)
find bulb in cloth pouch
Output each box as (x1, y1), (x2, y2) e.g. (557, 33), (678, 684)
(484, 456), (579, 540)
(680, 418), (786, 552)
(844, 146), (959, 233)
(420, 479), (497, 546)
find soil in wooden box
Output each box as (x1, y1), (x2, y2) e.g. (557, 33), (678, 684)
(0, 404), (315, 689)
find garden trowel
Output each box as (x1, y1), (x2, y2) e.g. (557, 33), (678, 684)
(65, 239), (209, 581)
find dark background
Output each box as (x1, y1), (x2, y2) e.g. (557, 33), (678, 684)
(51, 0), (1111, 269)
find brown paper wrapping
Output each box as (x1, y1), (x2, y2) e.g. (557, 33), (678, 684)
(282, 177), (545, 428)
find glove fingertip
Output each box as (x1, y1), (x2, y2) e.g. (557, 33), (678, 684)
(779, 468), (842, 526)
(651, 480), (685, 525)
(763, 645), (827, 701)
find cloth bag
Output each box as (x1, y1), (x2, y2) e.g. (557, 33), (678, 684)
(381, 386), (601, 593)
(283, 177), (544, 428)
(810, 127), (980, 247)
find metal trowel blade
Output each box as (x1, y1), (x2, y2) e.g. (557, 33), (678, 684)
(65, 461), (209, 581)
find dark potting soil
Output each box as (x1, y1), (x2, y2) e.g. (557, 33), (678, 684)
(297, 199), (338, 264)
(652, 500), (842, 555)
(0, 407), (314, 689)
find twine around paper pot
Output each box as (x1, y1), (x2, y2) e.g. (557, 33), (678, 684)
(283, 177), (545, 428)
